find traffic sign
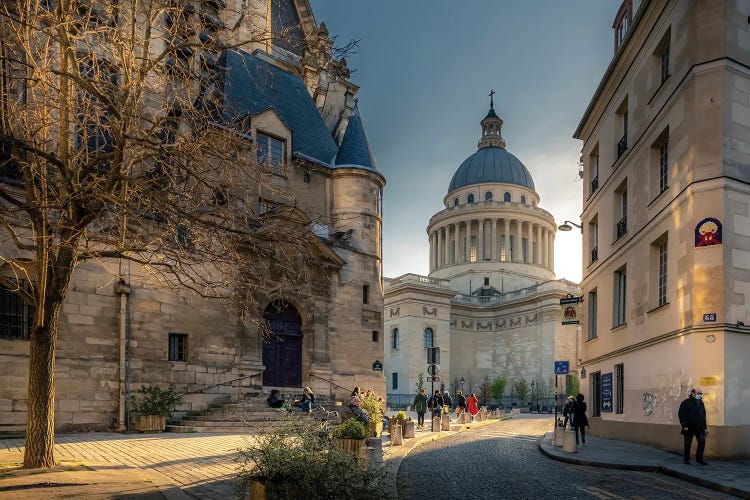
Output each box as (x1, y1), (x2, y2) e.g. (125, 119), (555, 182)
(554, 361), (570, 375)
(427, 376), (441, 382)
(427, 364), (440, 377)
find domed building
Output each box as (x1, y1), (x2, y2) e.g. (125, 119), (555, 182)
(384, 101), (580, 408)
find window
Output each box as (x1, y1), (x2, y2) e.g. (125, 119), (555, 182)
(615, 180), (627, 239)
(590, 144), (599, 194)
(76, 57), (116, 167)
(616, 98), (628, 159)
(483, 277), (489, 287)
(613, 266), (627, 327)
(500, 236), (507, 262)
(371, 331), (379, 343)
(522, 238), (528, 263)
(168, 333), (188, 361)
(503, 192), (511, 202)
(470, 236), (477, 263)
(484, 192), (493, 202)
(591, 371), (602, 417)
(520, 195), (526, 204)
(424, 327), (434, 349)
(652, 234), (669, 308)
(362, 284), (369, 304)
(0, 281), (34, 340)
(467, 194), (475, 204)
(613, 0), (632, 52)
(589, 215), (599, 263)
(258, 198), (277, 215)
(508, 235), (514, 261)
(655, 29), (671, 84)
(654, 130), (669, 194)
(615, 363), (624, 414)
(453, 198), (459, 207)
(391, 328), (399, 350)
(303, 172), (311, 183)
(392, 373), (398, 390)
(587, 289), (598, 340)
(256, 132), (284, 174)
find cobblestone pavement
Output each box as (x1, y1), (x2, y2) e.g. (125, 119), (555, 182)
(397, 414), (735, 500)
(0, 432), (252, 499)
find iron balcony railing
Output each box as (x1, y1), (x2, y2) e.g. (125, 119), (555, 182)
(590, 246), (598, 263)
(617, 134), (628, 159)
(616, 216), (628, 239)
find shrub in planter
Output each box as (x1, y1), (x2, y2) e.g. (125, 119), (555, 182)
(132, 385), (182, 432)
(237, 420), (388, 500)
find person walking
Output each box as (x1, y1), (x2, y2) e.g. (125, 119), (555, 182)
(563, 395), (576, 429)
(467, 392), (479, 416)
(455, 390), (467, 418)
(413, 388), (428, 428)
(678, 388), (708, 465)
(572, 394), (589, 445)
(428, 390), (443, 419)
(442, 390), (453, 416)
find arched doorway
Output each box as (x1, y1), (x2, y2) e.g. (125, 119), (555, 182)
(262, 300), (302, 387)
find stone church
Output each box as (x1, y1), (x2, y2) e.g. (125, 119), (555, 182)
(0, 0), (385, 433)
(384, 102), (579, 407)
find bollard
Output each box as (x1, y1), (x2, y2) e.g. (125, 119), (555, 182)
(463, 412), (472, 424)
(441, 413), (451, 431)
(432, 416), (441, 432)
(391, 424), (402, 446)
(403, 420), (415, 438)
(553, 427), (565, 447)
(563, 430), (577, 453)
(369, 437), (383, 458)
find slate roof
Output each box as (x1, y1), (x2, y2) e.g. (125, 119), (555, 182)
(334, 109), (377, 171)
(448, 146), (535, 193)
(220, 50), (339, 165)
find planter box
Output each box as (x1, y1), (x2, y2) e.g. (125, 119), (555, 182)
(134, 415), (165, 433)
(333, 438), (366, 456)
(368, 420), (383, 438)
(249, 480), (302, 500)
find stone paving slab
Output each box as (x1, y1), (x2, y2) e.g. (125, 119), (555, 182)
(540, 431), (750, 499)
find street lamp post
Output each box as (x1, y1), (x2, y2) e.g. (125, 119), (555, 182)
(558, 220), (583, 233)
(531, 381), (535, 413)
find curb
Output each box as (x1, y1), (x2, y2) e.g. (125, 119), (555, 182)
(538, 434), (750, 499)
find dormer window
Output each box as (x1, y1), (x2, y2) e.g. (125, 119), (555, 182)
(504, 192), (511, 202)
(256, 131), (284, 175)
(467, 194), (475, 203)
(520, 195), (526, 204)
(613, 0), (632, 53)
(453, 198), (459, 207)
(485, 192), (493, 201)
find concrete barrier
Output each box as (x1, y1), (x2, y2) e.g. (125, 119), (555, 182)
(403, 420), (415, 438)
(554, 427), (565, 447)
(391, 424), (402, 446)
(563, 430), (577, 453)
(441, 413), (451, 431)
(432, 416), (441, 432)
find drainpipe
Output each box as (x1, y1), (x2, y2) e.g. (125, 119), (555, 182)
(115, 279), (131, 431)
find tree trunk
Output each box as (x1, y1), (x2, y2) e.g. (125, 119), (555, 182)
(23, 320), (58, 468)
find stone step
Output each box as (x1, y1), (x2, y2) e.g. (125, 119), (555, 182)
(166, 419), (325, 433)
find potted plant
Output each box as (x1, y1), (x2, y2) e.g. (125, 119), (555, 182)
(332, 418), (367, 456)
(132, 385), (182, 432)
(360, 392), (384, 438)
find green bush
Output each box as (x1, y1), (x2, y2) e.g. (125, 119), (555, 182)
(333, 418), (367, 440)
(360, 392), (383, 426)
(237, 420), (388, 500)
(132, 385), (182, 417)
(394, 410), (407, 421)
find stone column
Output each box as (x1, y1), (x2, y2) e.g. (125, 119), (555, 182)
(504, 218), (510, 262)
(453, 223), (459, 266)
(491, 218), (497, 261)
(445, 225), (451, 265)
(536, 225), (542, 265)
(437, 227), (443, 268)
(549, 229), (554, 272)
(478, 218), (485, 261)
(428, 232), (434, 271)
(465, 220), (472, 263)
(515, 220), (523, 262)
(527, 222), (534, 265)
(544, 229), (550, 269)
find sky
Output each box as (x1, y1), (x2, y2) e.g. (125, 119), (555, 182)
(310, 1), (621, 283)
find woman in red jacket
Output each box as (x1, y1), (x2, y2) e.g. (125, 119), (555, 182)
(467, 392), (479, 416)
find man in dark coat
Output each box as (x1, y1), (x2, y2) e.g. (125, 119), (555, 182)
(678, 388), (708, 465)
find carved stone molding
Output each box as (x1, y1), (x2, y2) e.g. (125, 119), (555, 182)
(422, 306), (438, 317)
(389, 306), (400, 318)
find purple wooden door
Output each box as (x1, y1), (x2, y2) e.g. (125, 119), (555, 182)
(262, 301), (302, 387)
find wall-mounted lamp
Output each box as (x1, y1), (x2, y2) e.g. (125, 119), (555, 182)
(558, 220), (583, 233)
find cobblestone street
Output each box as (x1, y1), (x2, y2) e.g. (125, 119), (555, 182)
(398, 415), (735, 500)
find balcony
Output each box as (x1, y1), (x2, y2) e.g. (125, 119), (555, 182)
(617, 135), (628, 159)
(616, 216), (627, 239)
(590, 246), (598, 263)
(590, 175), (599, 193)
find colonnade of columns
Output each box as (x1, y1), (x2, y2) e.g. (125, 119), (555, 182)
(428, 218), (554, 272)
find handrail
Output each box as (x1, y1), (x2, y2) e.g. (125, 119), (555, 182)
(309, 373), (352, 394)
(182, 373), (257, 396)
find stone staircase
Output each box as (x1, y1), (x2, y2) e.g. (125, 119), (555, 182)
(166, 390), (339, 433)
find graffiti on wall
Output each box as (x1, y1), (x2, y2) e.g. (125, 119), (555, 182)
(642, 392), (658, 418)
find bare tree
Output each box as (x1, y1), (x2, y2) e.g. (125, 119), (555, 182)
(0, 0), (329, 468)
(513, 379), (530, 405)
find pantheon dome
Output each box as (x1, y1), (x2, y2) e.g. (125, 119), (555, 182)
(426, 104), (558, 290)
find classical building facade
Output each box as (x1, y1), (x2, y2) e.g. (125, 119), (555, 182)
(575, 0), (750, 458)
(0, 0), (385, 433)
(384, 104), (579, 406)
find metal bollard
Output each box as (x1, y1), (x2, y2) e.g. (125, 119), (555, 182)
(553, 427), (565, 447)
(563, 430), (577, 453)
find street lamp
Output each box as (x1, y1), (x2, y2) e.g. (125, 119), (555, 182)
(558, 220), (583, 233)
(460, 376), (465, 393)
(531, 381), (535, 412)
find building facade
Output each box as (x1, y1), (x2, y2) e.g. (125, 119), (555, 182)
(0, 0), (385, 433)
(575, 0), (750, 458)
(384, 104), (580, 407)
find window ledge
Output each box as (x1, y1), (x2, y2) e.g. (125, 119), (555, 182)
(647, 187), (669, 208)
(647, 302), (670, 315)
(611, 323), (627, 332)
(647, 74), (671, 106)
(586, 336), (598, 343)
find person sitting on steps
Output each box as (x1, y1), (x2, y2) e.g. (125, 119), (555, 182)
(266, 389), (287, 411)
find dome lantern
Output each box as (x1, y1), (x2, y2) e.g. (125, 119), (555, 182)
(478, 90), (506, 149)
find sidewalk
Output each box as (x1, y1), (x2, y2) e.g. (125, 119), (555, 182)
(539, 431), (750, 499)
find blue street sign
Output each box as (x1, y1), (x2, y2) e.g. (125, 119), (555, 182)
(703, 313), (716, 322)
(554, 361), (569, 375)
(602, 372), (613, 412)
